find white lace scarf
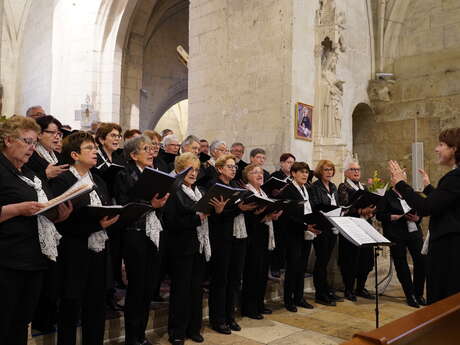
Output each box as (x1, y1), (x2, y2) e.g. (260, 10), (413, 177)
(69, 166), (108, 252)
(346, 178), (364, 191)
(36, 143), (58, 165)
(245, 184), (275, 250)
(181, 184), (211, 261)
(17, 174), (61, 261)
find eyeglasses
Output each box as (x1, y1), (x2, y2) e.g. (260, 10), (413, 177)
(81, 145), (97, 151)
(108, 134), (122, 139)
(323, 168), (334, 172)
(167, 143), (180, 147)
(349, 168), (361, 172)
(216, 148), (228, 153)
(43, 130), (63, 138)
(16, 137), (38, 147)
(151, 142), (161, 147)
(225, 164), (238, 170)
(249, 170), (263, 175)
(140, 145), (155, 153)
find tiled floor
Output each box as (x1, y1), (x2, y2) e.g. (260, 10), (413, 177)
(142, 286), (416, 345)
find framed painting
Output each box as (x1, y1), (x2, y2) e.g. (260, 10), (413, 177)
(295, 102), (313, 141)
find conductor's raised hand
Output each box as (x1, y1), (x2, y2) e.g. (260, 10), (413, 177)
(151, 193), (170, 208)
(238, 201), (257, 211)
(100, 215), (120, 229)
(307, 224), (321, 235)
(388, 160), (407, 186)
(209, 196), (229, 214)
(418, 169), (430, 187)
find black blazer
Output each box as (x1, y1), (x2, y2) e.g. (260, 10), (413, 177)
(337, 180), (366, 217)
(278, 182), (312, 239)
(163, 186), (204, 256)
(235, 159), (248, 182)
(395, 167), (460, 243)
(50, 170), (111, 298)
(376, 188), (422, 241)
(270, 169), (289, 181)
(310, 179), (338, 209)
(0, 153), (52, 271)
(207, 179), (243, 245)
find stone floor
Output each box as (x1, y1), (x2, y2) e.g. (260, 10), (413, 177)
(131, 286), (415, 345)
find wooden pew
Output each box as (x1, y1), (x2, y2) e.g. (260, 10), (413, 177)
(342, 292), (460, 345)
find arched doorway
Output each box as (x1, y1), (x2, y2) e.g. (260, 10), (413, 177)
(352, 103), (384, 181)
(119, 0), (189, 131)
(154, 99), (189, 141)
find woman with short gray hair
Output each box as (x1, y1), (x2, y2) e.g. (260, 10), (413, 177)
(113, 135), (169, 345)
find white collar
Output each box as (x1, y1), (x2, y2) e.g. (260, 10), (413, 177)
(346, 178), (364, 191)
(292, 180), (308, 200)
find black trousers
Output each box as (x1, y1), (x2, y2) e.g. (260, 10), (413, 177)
(123, 230), (159, 344)
(426, 233), (460, 304)
(270, 220), (286, 272)
(209, 238), (246, 325)
(390, 235), (425, 299)
(168, 252), (206, 339)
(284, 237), (312, 305)
(313, 233), (337, 298)
(107, 226), (123, 287)
(32, 261), (59, 330)
(242, 241), (270, 315)
(153, 230), (168, 298)
(0, 267), (44, 345)
(57, 251), (106, 345)
(338, 235), (374, 292)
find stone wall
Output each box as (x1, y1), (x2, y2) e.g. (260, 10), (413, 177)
(358, 0), (460, 185)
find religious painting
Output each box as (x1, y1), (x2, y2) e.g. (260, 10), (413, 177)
(295, 102), (313, 141)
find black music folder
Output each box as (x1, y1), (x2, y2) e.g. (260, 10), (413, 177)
(261, 177), (289, 197)
(193, 183), (248, 214)
(80, 202), (153, 224)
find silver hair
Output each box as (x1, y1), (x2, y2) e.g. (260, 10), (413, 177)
(123, 135), (152, 161)
(163, 134), (179, 146)
(181, 134), (200, 150)
(210, 140), (226, 153)
(26, 105), (44, 117)
(343, 157), (360, 171)
(231, 142), (245, 149)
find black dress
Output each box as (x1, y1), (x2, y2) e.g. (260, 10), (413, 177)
(269, 170), (290, 273)
(50, 170), (111, 345)
(310, 179), (339, 301)
(377, 189), (426, 301)
(278, 182), (313, 307)
(207, 179), (246, 327)
(241, 191), (271, 316)
(113, 161), (162, 344)
(0, 153), (50, 345)
(394, 167), (460, 304)
(163, 185), (207, 340)
(337, 181), (374, 294)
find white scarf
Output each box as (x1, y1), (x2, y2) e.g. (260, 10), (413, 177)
(346, 178), (364, 191)
(96, 148), (112, 169)
(293, 181), (316, 240)
(398, 197), (418, 233)
(181, 184), (211, 261)
(18, 174), (61, 261)
(208, 157), (216, 167)
(245, 184), (275, 250)
(35, 143), (58, 165)
(69, 166), (108, 252)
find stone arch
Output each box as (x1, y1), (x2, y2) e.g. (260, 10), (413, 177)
(351, 103), (381, 179)
(118, 0), (189, 131)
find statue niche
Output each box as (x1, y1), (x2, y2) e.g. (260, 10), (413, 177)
(316, 0), (346, 139)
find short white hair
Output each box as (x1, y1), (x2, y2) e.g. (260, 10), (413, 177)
(181, 134), (200, 150)
(163, 134), (179, 146)
(210, 140), (226, 153)
(344, 155), (360, 171)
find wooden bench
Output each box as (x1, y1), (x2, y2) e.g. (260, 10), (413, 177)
(342, 292), (460, 345)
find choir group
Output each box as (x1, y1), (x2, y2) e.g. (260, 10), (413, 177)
(1, 109), (460, 345)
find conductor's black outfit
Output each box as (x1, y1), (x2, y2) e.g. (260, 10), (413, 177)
(278, 182), (313, 308)
(337, 180), (374, 297)
(0, 153), (51, 345)
(376, 189), (425, 303)
(394, 168), (460, 305)
(208, 178), (246, 329)
(50, 170), (111, 345)
(113, 161), (162, 345)
(310, 180), (339, 302)
(163, 184), (207, 341)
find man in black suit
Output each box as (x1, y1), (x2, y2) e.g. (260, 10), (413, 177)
(230, 142), (248, 182)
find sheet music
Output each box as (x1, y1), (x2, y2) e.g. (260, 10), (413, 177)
(328, 216), (391, 246)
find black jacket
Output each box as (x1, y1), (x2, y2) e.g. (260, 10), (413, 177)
(163, 186), (204, 256)
(278, 182), (312, 238)
(270, 169), (290, 181)
(338, 180), (365, 217)
(395, 167), (460, 242)
(376, 188), (422, 241)
(0, 153), (52, 271)
(310, 179), (338, 209)
(235, 160), (248, 182)
(49, 170), (111, 298)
